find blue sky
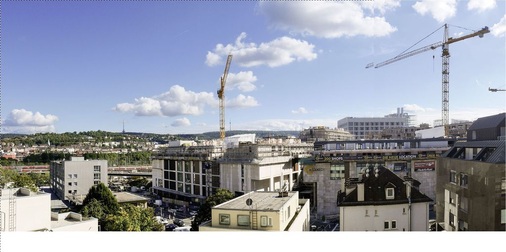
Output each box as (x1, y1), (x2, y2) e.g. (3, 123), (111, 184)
(2, 0), (505, 135)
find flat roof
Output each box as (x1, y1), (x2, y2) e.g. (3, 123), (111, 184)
(214, 191), (296, 211)
(113, 192), (150, 203)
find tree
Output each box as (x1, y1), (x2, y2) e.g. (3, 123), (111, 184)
(191, 188), (235, 231)
(102, 204), (163, 231)
(81, 182), (120, 216)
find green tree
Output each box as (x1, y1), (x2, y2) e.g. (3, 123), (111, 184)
(13, 173), (38, 192)
(191, 188), (235, 231)
(81, 198), (106, 221)
(102, 204), (163, 231)
(81, 182), (120, 216)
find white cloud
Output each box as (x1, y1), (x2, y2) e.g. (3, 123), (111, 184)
(233, 118), (336, 131)
(3, 109), (58, 133)
(360, 0), (402, 15)
(258, 1), (397, 38)
(171, 118), (191, 127)
(491, 14), (506, 37)
(291, 107), (309, 114)
(227, 94), (259, 108)
(412, 0), (457, 23)
(227, 71), (258, 92)
(205, 32), (317, 68)
(114, 85), (215, 117)
(467, 0), (496, 12)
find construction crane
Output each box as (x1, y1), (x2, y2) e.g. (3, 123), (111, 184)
(489, 87), (506, 92)
(369, 24), (490, 128)
(217, 54), (233, 140)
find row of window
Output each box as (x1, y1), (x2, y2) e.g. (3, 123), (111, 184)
(384, 220), (397, 230)
(348, 122), (404, 126)
(449, 170), (468, 187)
(219, 214), (273, 227)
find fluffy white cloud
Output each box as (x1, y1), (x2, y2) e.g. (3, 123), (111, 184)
(291, 107), (309, 114)
(171, 118), (191, 127)
(491, 14), (506, 37)
(114, 85), (215, 117)
(3, 109), (58, 133)
(206, 32), (317, 68)
(412, 0), (457, 23)
(233, 118), (336, 131)
(227, 94), (259, 108)
(467, 0), (496, 12)
(258, 1), (397, 38)
(227, 71), (258, 92)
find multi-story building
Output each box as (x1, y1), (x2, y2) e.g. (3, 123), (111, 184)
(436, 113), (505, 231)
(337, 107), (413, 139)
(338, 165), (432, 231)
(151, 139), (225, 208)
(299, 138), (455, 219)
(0, 187), (98, 231)
(199, 191), (310, 231)
(219, 136), (313, 196)
(49, 156), (108, 203)
(299, 126), (353, 142)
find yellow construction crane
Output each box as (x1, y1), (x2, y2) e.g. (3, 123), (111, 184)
(369, 24), (490, 128)
(217, 54), (233, 140)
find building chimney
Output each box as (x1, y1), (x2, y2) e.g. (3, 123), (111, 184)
(357, 183), (364, 202)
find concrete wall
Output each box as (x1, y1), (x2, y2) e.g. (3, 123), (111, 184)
(0, 189), (51, 231)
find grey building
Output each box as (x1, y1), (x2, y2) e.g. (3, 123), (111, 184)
(49, 156), (108, 203)
(337, 108), (413, 140)
(299, 126), (353, 142)
(436, 112), (506, 231)
(298, 138), (455, 220)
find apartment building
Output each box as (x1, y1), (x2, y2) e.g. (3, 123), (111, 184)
(49, 156), (108, 203)
(337, 107), (413, 139)
(219, 136), (313, 196)
(436, 113), (505, 231)
(338, 166), (432, 231)
(199, 191), (310, 231)
(151, 139), (225, 208)
(299, 126), (353, 142)
(0, 187), (98, 231)
(299, 138), (453, 219)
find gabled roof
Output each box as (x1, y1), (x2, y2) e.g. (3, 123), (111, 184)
(468, 113), (505, 131)
(339, 166), (432, 206)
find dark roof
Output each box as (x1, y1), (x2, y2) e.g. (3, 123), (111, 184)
(442, 140), (505, 164)
(339, 165), (432, 206)
(468, 113), (505, 131)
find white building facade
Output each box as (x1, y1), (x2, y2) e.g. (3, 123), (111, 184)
(50, 156), (108, 202)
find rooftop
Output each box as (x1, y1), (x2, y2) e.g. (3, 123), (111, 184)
(214, 191), (296, 211)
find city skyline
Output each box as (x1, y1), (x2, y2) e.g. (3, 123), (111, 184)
(2, 0), (505, 135)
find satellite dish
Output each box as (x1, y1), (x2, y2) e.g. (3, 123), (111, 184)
(246, 198), (253, 206)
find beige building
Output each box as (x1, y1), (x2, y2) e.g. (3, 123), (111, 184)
(200, 191), (310, 231)
(219, 136), (313, 195)
(299, 126), (353, 142)
(0, 188), (98, 231)
(50, 156), (108, 203)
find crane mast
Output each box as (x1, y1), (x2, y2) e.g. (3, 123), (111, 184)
(218, 54), (233, 140)
(371, 24), (489, 129)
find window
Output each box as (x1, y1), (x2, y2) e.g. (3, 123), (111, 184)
(94, 173), (101, 180)
(237, 215), (250, 226)
(450, 170), (457, 183)
(68, 190), (72, 194)
(260, 216), (272, 227)
(460, 196), (468, 212)
(94, 165), (101, 172)
(374, 210), (378, 216)
(501, 209), (506, 224)
(403, 208), (406, 215)
(384, 220), (397, 230)
(384, 221), (389, 229)
(386, 188), (395, 199)
(449, 192), (456, 205)
(449, 212), (455, 227)
(73, 174), (78, 178)
(219, 214), (230, 225)
(391, 221), (397, 229)
(68, 182), (72, 186)
(94, 181), (100, 185)
(365, 209), (369, 217)
(74, 182), (78, 186)
(330, 164), (345, 180)
(68, 174), (73, 179)
(460, 173), (468, 187)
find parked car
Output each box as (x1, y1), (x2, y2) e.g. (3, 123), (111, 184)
(173, 218), (185, 227)
(165, 223), (177, 231)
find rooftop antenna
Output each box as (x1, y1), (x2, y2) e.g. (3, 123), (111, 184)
(122, 120), (125, 134)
